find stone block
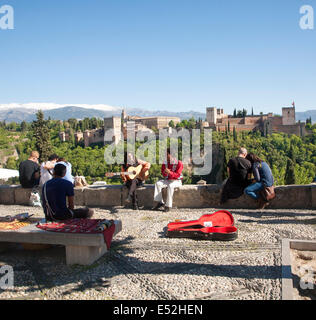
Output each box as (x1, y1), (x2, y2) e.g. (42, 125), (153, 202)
(269, 185), (312, 209)
(74, 187), (86, 206)
(137, 185), (155, 208)
(173, 185), (204, 208)
(311, 185), (316, 209)
(84, 185), (122, 207)
(14, 186), (33, 205)
(0, 185), (16, 205)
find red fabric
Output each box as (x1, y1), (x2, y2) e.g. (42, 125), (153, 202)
(161, 161), (183, 180)
(36, 219), (116, 250)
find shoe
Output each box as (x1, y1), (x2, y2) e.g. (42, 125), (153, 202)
(258, 198), (269, 210)
(164, 206), (171, 212)
(132, 204), (139, 210)
(152, 202), (164, 211)
(125, 195), (132, 204)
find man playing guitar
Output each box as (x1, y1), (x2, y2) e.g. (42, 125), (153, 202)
(121, 152), (151, 210)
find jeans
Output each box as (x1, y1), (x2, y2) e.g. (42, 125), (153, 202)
(244, 182), (264, 200)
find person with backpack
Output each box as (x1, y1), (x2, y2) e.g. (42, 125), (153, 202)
(244, 153), (275, 209)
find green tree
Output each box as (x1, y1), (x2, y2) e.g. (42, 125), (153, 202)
(169, 120), (175, 128)
(31, 110), (52, 162)
(20, 121), (27, 132)
(233, 126), (237, 142)
(284, 159), (296, 185)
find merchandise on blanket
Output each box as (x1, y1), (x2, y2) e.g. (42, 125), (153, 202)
(2, 213), (34, 222)
(36, 219), (116, 249)
(166, 210), (238, 241)
(0, 220), (31, 231)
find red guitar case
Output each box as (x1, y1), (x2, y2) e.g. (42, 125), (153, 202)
(166, 210), (238, 241)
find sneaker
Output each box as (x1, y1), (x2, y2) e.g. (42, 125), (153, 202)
(152, 202), (164, 211)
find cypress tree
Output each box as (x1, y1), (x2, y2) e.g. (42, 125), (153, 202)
(289, 145), (296, 164)
(285, 159), (296, 185)
(233, 126), (237, 142)
(31, 110), (52, 162)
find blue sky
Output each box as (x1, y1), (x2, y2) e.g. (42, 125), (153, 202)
(0, 0), (315, 114)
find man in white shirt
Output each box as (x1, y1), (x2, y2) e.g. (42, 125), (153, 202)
(39, 154), (59, 186)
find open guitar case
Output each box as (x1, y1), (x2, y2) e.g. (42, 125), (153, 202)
(166, 210), (238, 241)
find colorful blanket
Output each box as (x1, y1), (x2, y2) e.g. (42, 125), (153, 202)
(36, 219), (116, 249)
(0, 220), (31, 231)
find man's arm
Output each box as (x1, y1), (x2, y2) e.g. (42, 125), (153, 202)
(168, 161), (183, 180)
(66, 183), (75, 209)
(253, 164), (261, 182)
(120, 166), (127, 183)
(161, 164), (168, 177)
(43, 161), (55, 170)
(68, 196), (75, 210)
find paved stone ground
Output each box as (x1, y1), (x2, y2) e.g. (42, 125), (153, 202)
(0, 204), (315, 300)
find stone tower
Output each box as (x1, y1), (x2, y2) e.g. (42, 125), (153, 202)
(206, 107), (217, 125)
(282, 106), (296, 125)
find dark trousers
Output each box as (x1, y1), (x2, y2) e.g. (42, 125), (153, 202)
(126, 179), (143, 205)
(46, 207), (92, 221)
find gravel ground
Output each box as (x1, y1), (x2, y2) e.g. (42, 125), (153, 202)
(0, 204), (315, 300)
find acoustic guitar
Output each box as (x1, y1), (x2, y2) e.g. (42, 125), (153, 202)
(105, 164), (149, 181)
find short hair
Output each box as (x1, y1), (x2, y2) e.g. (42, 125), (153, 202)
(48, 154), (59, 161)
(53, 164), (67, 177)
(30, 151), (39, 158)
(238, 147), (247, 156)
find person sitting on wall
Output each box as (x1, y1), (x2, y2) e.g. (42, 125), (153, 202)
(19, 151), (40, 188)
(122, 152), (151, 210)
(39, 154), (59, 186)
(56, 157), (74, 185)
(244, 153), (274, 209)
(220, 147), (252, 204)
(41, 163), (94, 221)
(152, 148), (183, 212)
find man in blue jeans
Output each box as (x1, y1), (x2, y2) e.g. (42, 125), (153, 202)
(244, 153), (274, 209)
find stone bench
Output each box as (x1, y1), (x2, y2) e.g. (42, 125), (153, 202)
(0, 220), (122, 265)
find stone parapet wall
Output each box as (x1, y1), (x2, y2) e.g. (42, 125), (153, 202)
(1, 184), (316, 210)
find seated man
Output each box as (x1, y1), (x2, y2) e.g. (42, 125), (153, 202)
(122, 152), (150, 210)
(19, 151), (40, 188)
(41, 164), (94, 221)
(152, 148), (183, 212)
(220, 147), (252, 204)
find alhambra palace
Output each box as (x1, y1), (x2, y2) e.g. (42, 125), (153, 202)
(59, 105), (308, 147)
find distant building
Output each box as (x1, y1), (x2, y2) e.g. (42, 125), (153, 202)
(206, 106), (307, 137)
(59, 110), (180, 147)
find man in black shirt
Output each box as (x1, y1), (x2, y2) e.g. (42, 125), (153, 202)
(220, 147), (252, 204)
(19, 151), (40, 188)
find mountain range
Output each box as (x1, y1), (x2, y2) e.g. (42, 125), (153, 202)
(0, 103), (315, 123)
(0, 104), (206, 122)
